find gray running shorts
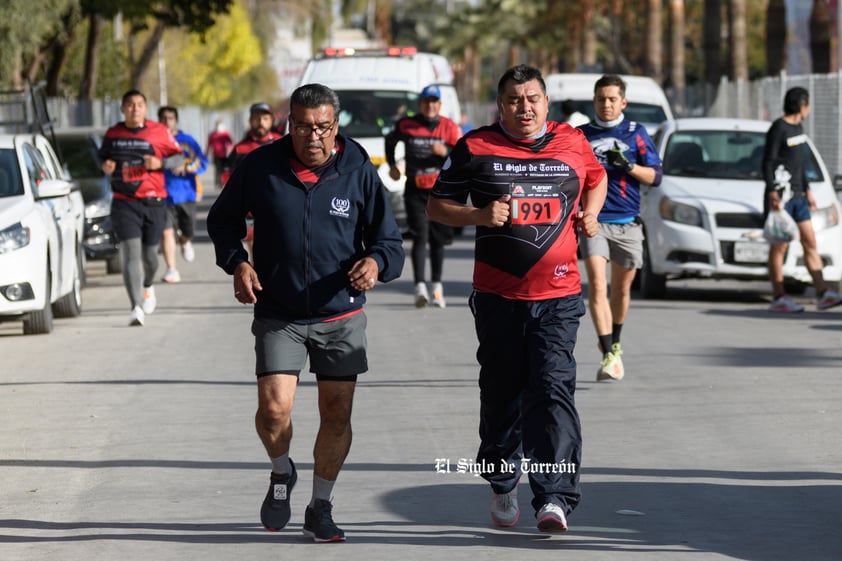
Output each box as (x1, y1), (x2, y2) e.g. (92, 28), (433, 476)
(252, 312), (368, 379)
(579, 222), (644, 269)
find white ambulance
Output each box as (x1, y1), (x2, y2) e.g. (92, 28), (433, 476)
(298, 47), (462, 230)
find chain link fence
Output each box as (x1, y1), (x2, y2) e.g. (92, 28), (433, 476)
(707, 72), (842, 179)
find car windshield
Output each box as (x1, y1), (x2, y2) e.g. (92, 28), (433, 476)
(0, 149), (24, 197)
(335, 90), (418, 137)
(663, 129), (824, 181)
(548, 100), (668, 127)
(56, 135), (103, 179)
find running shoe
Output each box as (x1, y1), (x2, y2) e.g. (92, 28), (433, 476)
(414, 282), (429, 308)
(431, 282), (446, 308)
(597, 350), (624, 381)
(142, 286), (157, 314)
(260, 459), (297, 532)
(769, 294), (804, 313)
(817, 288), (842, 310)
(302, 498), (345, 542)
(181, 241), (195, 263)
(161, 268), (181, 283)
(128, 306), (144, 327)
(490, 487), (519, 527)
(536, 502), (568, 533)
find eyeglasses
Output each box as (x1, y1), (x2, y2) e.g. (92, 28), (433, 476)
(290, 119), (337, 138)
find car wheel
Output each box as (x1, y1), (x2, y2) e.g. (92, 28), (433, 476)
(106, 251), (122, 274)
(53, 246), (83, 318)
(24, 271), (54, 335)
(639, 242), (667, 299)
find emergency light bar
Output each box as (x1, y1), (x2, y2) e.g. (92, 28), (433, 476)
(319, 46), (418, 58)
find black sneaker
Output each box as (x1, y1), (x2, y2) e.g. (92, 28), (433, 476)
(302, 498), (346, 542)
(260, 459), (297, 531)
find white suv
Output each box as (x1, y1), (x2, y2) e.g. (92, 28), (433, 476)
(0, 133), (85, 334)
(638, 118), (842, 298)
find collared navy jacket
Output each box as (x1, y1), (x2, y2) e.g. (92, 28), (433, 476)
(207, 133), (404, 323)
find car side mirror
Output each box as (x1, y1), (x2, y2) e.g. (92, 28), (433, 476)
(834, 174), (842, 193)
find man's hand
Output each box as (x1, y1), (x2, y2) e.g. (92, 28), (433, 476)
(481, 194), (511, 227)
(768, 191), (783, 212)
(606, 141), (633, 173)
(576, 210), (599, 237)
(430, 142), (448, 158)
(388, 166), (401, 181)
(348, 257), (380, 291)
(102, 159), (116, 175)
(144, 155), (162, 170)
(233, 262), (262, 304)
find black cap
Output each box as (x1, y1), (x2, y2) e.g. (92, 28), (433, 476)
(249, 103), (272, 115)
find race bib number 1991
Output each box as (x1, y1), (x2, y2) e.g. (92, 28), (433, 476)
(509, 181), (563, 226)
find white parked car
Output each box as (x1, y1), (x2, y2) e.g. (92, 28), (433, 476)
(0, 133), (86, 334)
(638, 118), (842, 298)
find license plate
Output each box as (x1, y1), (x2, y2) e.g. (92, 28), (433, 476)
(733, 241), (769, 263)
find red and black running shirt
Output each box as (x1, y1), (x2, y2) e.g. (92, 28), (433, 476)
(385, 114), (462, 189)
(99, 120), (183, 200)
(226, 131), (283, 173)
(432, 121), (605, 300)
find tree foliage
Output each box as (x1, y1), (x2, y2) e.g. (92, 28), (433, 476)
(160, 1), (266, 107)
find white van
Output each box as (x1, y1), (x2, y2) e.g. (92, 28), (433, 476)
(544, 73), (673, 134)
(298, 47), (462, 229)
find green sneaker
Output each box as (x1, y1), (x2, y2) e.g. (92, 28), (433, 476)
(597, 350), (624, 381)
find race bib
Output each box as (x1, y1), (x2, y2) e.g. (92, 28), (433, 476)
(121, 159), (147, 184)
(509, 181), (563, 226)
(414, 171), (439, 189)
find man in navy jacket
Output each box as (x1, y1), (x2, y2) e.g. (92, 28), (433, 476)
(207, 83), (404, 542)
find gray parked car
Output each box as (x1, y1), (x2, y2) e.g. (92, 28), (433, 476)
(54, 128), (121, 274)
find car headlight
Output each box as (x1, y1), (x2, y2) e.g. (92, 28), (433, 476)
(0, 222), (31, 254)
(85, 198), (111, 219)
(811, 203), (840, 231)
(659, 197), (703, 227)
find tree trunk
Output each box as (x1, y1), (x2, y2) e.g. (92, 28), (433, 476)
(669, 0), (686, 114)
(582, 0), (597, 69)
(809, 0), (832, 73)
(375, 0), (391, 44)
(45, 11), (77, 97)
(765, 0), (786, 75)
(729, 0), (748, 80)
(645, 0), (663, 81)
(129, 20), (166, 90)
(80, 14), (102, 100)
(703, 0), (720, 85)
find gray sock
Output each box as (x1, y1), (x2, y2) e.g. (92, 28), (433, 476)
(309, 475), (335, 507)
(270, 453), (290, 476)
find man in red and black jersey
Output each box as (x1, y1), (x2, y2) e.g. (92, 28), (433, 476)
(428, 65), (607, 533)
(99, 89), (184, 326)
(222, 102), (282, 183)
(222, 102), (283, 255)
(385, 84), (462, 308)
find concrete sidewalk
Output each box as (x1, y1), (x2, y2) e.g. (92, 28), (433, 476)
(1, 194), (841, 560)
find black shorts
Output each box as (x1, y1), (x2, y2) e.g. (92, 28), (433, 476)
(111, 197), (167, 245)
(166, 202), (197, 238)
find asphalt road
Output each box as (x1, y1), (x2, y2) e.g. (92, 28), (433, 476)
(2, 193), (841, 561)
